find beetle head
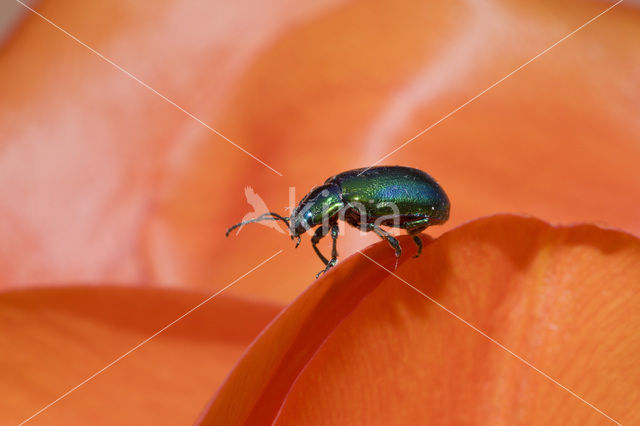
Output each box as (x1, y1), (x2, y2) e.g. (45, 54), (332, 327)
(289, 183), (344, 238)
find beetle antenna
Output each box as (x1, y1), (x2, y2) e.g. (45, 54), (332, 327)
(225, 212), (290, 237)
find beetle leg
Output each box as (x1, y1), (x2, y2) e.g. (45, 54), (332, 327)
(400, 218), (430, 231)
(410, 234), (423, 258)
(371, 224), (402, 264)
(311, 226), (330, 266)
(403, 218), (431, 258)
(316, 224), (340, 278)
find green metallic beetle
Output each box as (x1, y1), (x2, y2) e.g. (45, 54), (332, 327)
(226, 166), (450, 277)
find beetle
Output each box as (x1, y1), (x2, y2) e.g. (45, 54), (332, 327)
(225, 166), (450, 277)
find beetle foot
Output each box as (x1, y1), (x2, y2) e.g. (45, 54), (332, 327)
(316, 259), (337, 278)
(394, 248), (402, 270)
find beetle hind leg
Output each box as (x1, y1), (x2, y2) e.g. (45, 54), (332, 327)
(407, 226), (427, 258)
(403, 220), (430, 258)
(410, 234), (423, 258)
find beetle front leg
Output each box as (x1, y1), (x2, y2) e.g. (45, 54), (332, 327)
(316, 224), (339, 278)
(311, 226), (330, 266)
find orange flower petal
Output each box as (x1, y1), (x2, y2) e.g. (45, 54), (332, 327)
(200, 215), (640, 425)
(0, 286), (282, 425)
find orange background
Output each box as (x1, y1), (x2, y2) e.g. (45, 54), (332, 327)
(0, 0), (638, 302)
(1, 0), (639, 424)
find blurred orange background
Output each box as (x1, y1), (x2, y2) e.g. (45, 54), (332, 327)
(1, 1), (639, 424)
(1, 0), (639, 303)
